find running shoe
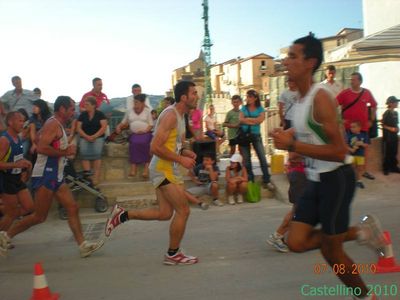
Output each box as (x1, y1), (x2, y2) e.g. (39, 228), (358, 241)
(79, 240), (105, 258)
(236, 194), (244, 204)
(267, 233), (289, 253)
(105, 204), (125, 237)
(199, 202), (209, 210)
(358, 214), (386, 255)
(163, 249), (198, 266)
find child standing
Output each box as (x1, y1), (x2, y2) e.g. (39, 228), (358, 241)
(186, 153), (222, 206)
(381, 96), (399, 175)
(347, 120), (369, 188)
(223, 95), (242, 156)
(225, 153), (248, 205)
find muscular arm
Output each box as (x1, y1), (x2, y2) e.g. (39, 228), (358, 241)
(37, 119), (70, 157)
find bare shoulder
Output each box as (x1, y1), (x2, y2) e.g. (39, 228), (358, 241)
(158, 109), (177, 130)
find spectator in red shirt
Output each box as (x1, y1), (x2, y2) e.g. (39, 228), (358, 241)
(337, 72), (377, 132)
(79, 77), (109, 111)
(337, 72), (377, 180)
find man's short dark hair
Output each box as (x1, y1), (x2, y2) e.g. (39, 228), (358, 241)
(134, 93), (147, 103)
(351, 72), (363, 83)
(11, 76), (21, 83)
(293, 34), (323, 74)
(92, 77), (102, 86)
(174, 81), (195, 103)
(132, 84), (141, 89)
(54, 96), (73, 112)
(326, 65), (336, 72)
(5, 111), (21, 126)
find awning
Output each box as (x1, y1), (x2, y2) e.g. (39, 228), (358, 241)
(325, 24), (400, 66)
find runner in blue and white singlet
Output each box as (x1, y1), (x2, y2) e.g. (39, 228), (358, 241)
(31, 116), (68, 191)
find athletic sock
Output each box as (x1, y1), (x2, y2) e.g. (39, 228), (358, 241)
(168, 248), (179, 256)
(274, 232), (283, 239)
(120, 211), (129, 223)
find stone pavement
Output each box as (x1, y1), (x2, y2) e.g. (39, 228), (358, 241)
(0, 171), (399, 300)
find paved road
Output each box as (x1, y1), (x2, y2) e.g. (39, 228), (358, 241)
(1, 173), (399, 300)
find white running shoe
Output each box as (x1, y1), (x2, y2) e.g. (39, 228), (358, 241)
(267, 233), (289, 253)
(199, 202), (209, 210)
(163, 249), (198, 266)
(228, 195), (235, 205)
(358, 214), (386, 255)
(236, 194), (244, 204)
(79, 240), (105, 258)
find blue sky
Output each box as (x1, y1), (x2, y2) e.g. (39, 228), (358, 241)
(0, 0), (362, 102)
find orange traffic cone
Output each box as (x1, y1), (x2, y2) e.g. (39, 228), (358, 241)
(376, 231), (400, 273)
(30, 263), (60, 300)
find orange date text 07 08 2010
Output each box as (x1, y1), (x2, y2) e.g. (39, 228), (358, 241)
(313, 263), (377, 275)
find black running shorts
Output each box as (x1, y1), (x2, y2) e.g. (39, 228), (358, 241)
(292, 165), (356, 235)
(3, 173), (27, 195)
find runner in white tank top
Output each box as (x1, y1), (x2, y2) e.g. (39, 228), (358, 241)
(271, 35), (384, 300)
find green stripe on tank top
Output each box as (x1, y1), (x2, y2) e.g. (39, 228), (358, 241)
(307, 106), (329, 144)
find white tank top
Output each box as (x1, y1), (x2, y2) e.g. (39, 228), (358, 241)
(292, 84), (343, 182)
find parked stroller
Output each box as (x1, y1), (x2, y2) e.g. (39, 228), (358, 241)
(58, 159), (109, 220)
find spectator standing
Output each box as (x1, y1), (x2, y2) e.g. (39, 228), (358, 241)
(17, 108), (31, 158)
(79, 77), (109, 111)
(320, 65), (343, 97)
(126, 83), (152, 111)
(33, 88), (42, 99)
(381, 96), (400, 175)
(190, 105), (203, 141)
(278, 79), (298, 130)
(223, 95), (242, 156)
(1, 76), (38, 115)
(337, 72), (377, 180)
(116, 94), (153, 178)
(346, 121), (369, 189)
(77, 96), (108, 185)
(239, 89), (274, 191)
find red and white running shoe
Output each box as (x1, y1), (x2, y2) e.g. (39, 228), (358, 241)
(105, 205), (125, 237)
(163, 249), (198, 266)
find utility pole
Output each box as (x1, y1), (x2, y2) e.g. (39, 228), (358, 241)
(201, 0), (213, 109)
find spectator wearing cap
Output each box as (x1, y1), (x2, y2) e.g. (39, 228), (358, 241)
(225, 153), (248, 205)
(320, 65), (343, 97)
(381, 96), (400, 175)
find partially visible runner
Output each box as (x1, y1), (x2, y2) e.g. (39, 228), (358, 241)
(105, 81), (199, 266)
(0, 96), (104, 258)
(0, 112), (34, 254)
(267, 152), (306, 253)
(272, 34), (384, 300)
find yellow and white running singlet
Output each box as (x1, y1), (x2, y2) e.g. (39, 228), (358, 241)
(149, 105), (185, 188)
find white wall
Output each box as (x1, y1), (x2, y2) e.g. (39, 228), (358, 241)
(360, 61), (400, 117)
(363, 0), (400, 35)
